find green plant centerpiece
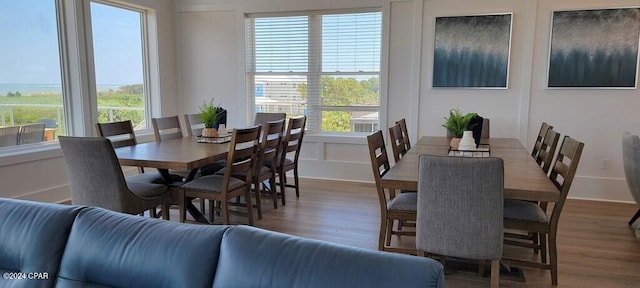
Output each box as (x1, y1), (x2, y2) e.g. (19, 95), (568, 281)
(442, 108), (477, 149)
(199, 98), (224, 137)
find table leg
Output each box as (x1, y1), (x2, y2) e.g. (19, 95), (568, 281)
(186, 198), (210, 224)
(158, 168), (209, 224)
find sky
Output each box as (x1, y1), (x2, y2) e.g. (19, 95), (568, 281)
(0, 0), (143, 85)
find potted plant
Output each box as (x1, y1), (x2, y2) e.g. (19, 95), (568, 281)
(199, 98), (224, 137)
(442, 108), (477, 149)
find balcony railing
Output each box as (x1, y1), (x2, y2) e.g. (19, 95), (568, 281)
(0, 104), (145, 146)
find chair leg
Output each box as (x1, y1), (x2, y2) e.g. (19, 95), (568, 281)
(150, 207), (157, 218)
(161, 204), (170, 220)
(549, 233), (558, 286)
(629, 209), (640, 226)
(293, 167), (300, 198)
(208, 199), (215, 223)
(478, 260), (485, 278)
(540, 233), (548, 264)
(246, 187), (255, 226)
(254, 179), (263, 220)
(279, 171), (287, 206)
(178, 190), (186, 223)
(378, 219), (386, 251)
(532, 232), (540, 254)
(221, 199), (230, 225)
(385, 219), (393, 246)
(200, 199), (205, 217)
(491, 260), (500, 288)
(270, 175), (278, 209)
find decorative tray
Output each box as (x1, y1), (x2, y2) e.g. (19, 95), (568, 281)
(448, 144), (490, 157)
(197, 133), (232, 144)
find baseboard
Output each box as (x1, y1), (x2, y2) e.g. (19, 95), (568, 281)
(13, 184), (71, 204)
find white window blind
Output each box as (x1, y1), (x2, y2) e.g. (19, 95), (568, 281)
(246, 10), (381, 133)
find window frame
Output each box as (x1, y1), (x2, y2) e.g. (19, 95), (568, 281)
(0, 0), (160, 161)
(246, 8), (383, 135)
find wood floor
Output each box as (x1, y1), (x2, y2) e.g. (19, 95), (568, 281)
(174, 178), (640, 288)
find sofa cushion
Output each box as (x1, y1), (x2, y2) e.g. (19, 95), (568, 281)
(56, 208), (230, 288)
(214, 225), (444, 288)
(0, 198), (84, 288)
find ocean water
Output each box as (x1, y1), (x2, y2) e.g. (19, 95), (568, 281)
(0, 83), (123, 95)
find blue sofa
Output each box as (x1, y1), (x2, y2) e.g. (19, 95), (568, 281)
(0, 198), (444, 287)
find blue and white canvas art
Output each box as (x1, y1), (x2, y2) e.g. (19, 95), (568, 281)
(433, 14), (512, 88)
(548, 8), (640, 88)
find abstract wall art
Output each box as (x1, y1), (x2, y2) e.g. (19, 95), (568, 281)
(433, 14), (512, 88)
(548, 8), (640, 88)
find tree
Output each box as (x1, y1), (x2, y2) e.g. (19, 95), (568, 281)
(295, 76), (379, 131)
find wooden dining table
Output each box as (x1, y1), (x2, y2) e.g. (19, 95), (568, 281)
(115, 136), (230, 223)
(381, 136), (559, 202)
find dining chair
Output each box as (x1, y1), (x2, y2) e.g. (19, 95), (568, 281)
(390, 121), (416, 231)
(17, 123), (45, 145)
(505, 128), (560, 255)
(417, 155), (503, 288)
(622, 132), (640, 226)
(96, 120), (183, 187)
(222, 119), (285, 219)
(536, 128), (560, 174)
(389, 123), (408, 163)
(254, 112), (286, 125)
(253, 119), (285, 215)
(58, 136), (172, 219)
(481, 118), (490, 139)
(395, 118), (411, 150)
(366, 130), (416, 255)
(178, 126), (261, 225)
(155, 115), (223, 215)
(531, 122), (553, 159)
(152, 116), (184, 142)
(274, 116), (306, 205)
(502, 135), (584, 286)
(0, 126), (19, 147)
(183, 113), (205, 137)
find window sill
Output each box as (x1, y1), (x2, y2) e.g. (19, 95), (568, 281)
(0, 142), (63, 167)
(304, 133), (368, 145)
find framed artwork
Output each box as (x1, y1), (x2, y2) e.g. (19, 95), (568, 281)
(433, 13), (512, 88)
(548, 8), (640, 88)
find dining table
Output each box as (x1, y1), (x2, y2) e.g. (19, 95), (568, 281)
(381, 136), (559, 202)
(115, 136), (230, 223)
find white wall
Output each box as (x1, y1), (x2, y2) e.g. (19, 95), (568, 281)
(175, 0), (640, 203)
(3, 0), (638, 203)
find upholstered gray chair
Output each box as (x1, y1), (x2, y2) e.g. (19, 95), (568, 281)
(254, 112), (286, 125)
(59, 136), (172, 219)
(417, 155), (504, 288)
(623, 132), (640, 226)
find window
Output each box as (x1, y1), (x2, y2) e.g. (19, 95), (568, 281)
(246, 10), (382, 133)
(91, 2), (148, 130)
(0, 0), (66, 147)
(0, 0), (156, 152)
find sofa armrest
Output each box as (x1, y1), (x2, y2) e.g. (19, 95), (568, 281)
(0, 198), (84, 288)
(214, 225), (444, 288)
